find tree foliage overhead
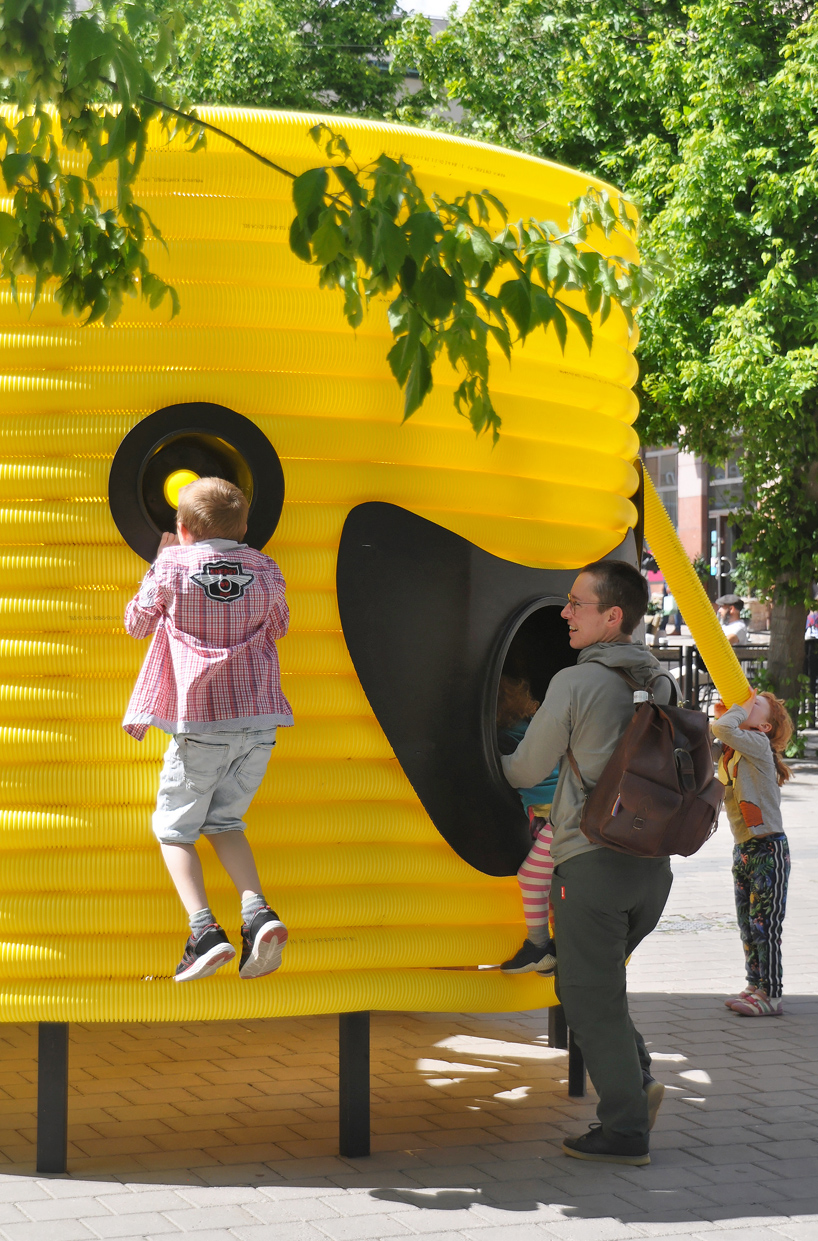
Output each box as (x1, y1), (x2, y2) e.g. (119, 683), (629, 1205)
(397, 0), (818, 629)
(0, 0), (652, 440)
(392, 0), (687, 193)
(0, 0), (202, 323)
(150, 0), (404, 118)
(295, 125), (649, 439)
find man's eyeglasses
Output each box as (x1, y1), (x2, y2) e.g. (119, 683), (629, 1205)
(565, 594), (610, 614)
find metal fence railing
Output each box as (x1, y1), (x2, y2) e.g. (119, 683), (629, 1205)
(647, 643), (769, 713)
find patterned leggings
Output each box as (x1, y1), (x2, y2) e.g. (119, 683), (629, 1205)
(517, 814), (554, 947)
(732, 833), (790, 999)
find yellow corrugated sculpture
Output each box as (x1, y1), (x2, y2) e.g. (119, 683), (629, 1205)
(0, 109), (742, 1026)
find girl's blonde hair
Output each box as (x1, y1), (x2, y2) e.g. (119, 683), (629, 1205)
(759, 691), (794, 785)
(496, 676), (540, 729)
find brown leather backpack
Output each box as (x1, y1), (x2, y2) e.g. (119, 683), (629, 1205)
(567, 667), (723, 858)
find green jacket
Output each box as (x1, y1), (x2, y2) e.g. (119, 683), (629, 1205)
(502, 640), (673, 866)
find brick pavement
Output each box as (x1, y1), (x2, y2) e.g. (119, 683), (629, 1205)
(0, 765), (815, 1240)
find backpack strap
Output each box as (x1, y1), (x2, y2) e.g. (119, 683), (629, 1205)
(564, 664), (680, 794)
(565, 746), (587, 801)
(603, 664), (680, 707)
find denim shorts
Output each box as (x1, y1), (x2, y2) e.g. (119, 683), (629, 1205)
(152, 728), (277, 845)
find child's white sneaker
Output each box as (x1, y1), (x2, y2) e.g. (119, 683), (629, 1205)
(239, 906), (288, 979)
(174, 923), (236, 982)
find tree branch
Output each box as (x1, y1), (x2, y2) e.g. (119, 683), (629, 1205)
(98, 83), (298, 181)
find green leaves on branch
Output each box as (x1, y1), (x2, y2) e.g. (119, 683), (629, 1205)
(291, 124), (651, 439)
(0, 4), (652, 444)
(0, 0), (201, 323)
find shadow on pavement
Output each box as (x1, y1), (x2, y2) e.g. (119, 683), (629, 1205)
(0, 994), (815, 1229)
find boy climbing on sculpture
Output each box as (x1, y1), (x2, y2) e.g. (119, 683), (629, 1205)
(123, 477), (293, 982)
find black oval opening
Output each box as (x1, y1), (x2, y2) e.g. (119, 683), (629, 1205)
(109, 403), (284, 561)
(500, 603), (577, 706)
(486, 600), (578, 794)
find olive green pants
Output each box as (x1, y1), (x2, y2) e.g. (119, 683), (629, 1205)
(552, 848), (673, 1142)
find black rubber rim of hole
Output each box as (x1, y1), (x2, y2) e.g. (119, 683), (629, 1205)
(108, 402), (284, 561)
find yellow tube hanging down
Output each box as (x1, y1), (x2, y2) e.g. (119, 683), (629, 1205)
(643, 471), (751, 706)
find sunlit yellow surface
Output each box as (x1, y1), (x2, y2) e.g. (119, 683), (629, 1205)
(0, 108), (647, 1020)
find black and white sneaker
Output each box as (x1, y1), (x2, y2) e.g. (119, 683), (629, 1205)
(174, 923), (236, 982)
(501, 937), (557, 974)
(239, 907), (288, 979)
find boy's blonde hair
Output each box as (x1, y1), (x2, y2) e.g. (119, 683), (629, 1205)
(176, 477), (249, 542)
(759, 691), (794, 785)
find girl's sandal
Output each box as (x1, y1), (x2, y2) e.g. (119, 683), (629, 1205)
(724, 986), (758, 1010)
(731, 992), (783, 1017)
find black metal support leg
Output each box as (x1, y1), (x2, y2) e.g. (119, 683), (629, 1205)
(37, 1022), (68, 1174)
(339, 1011), (370, 1158)
(548, 1003), (567, 1050)
(567, 1028), (586, 1098)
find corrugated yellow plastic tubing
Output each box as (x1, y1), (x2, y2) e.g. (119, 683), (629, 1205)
(0, 802), (439, 849)
(643, 472), (750, 706)
(0, 674), (369, 721)
(0, 759), (416, 807)
(0, 108), (650, 1020)
(0, 844), (498, 894)
(0, 927), (528, 979)
(0, 885), (521, 936)
(0, 970), (555, 1023)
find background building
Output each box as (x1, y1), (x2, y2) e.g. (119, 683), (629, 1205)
(643, 447), (757, 621)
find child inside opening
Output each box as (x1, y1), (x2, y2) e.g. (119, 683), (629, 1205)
(497, 675), (559, 974)
(123, 477), (293, 982)
(712, 689), (793, 1017)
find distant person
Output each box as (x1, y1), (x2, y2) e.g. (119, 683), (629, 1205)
(496, 675), (558, 976)
(712, 690), (794, 1017)
(660, 584), (682, 635)
(805, 606), (818, 692)
(123, 478), (293, 983)
(716, 594), (748, 645)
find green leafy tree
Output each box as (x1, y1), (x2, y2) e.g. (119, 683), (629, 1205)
(0, 0), (650, 442)
(397, 0), (818, 701)
(151, 0), (404, 118)
(292, 126), (649, 438)
(0, 0), (202, 324)
(391, 0), (686, 195)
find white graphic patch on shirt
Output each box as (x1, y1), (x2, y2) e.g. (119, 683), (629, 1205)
(190, 560), (255, 603)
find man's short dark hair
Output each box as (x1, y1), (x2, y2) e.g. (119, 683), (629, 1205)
(580, 559), (649, 636)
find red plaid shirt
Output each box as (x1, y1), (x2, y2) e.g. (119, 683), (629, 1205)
(123, 539), (293, 741)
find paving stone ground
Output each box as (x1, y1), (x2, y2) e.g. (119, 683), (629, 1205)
(0, 765), (816, 1241)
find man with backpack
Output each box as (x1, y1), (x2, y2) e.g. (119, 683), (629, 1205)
(502, 559), (675, 1167)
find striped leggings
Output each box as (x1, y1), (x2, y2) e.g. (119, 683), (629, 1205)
(733, 833), (790, 999)
(517, 814), (554, 947)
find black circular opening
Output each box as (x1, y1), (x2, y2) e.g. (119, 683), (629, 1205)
(140, 433), (254, 535)
(109, 403), (284, 561)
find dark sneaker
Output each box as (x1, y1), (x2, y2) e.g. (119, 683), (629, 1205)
(174, 924), (236, 983)
(239, 907), (288, 979)
(536, 938), (557, 976)
(643, 1072), (665, 1130)
(501, 938), (556, 974)
(563, 1123), (650, 1166)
